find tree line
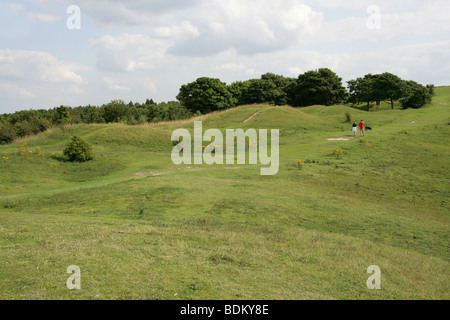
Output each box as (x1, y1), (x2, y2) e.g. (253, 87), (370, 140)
(0, 100), (193, 144)
(177, 69), (434, 114)
(0, 68), (434, 144)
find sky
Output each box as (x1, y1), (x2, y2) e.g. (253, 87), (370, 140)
(0, 0), (449, 114)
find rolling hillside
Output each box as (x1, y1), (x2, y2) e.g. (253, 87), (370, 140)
(0, 87), (449, 300)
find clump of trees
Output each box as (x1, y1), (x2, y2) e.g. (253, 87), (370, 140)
(178, 68), (348, 113)
(347, 72), (433, 110)
(178, 70), (433, 114)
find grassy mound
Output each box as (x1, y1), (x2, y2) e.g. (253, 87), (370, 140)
(0, 87), (449, 299)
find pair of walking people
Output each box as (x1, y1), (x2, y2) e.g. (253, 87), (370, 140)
(352, 120), (365, 137)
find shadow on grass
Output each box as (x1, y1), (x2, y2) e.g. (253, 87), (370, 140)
(50, 154), (70, 163)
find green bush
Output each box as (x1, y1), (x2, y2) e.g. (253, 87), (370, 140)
(0, 121), (17, 144)
(63, 136), (94, 162)
(401, 81), (432, 109)
(14, 120), (33, 138)
(344, 111), (352, 123)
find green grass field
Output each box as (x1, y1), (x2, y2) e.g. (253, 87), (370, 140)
(1, 87), (449, 300)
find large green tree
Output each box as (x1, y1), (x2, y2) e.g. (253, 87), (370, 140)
(240, 79), (280, 105)
(292, 68), (347, 107)
(229, 73), (295, 106)
(177, 77), (237, 114)
(228, 80), (251, 106)
(372, 73), (410, 109)
(101, 100), (130, 123)
(347, 74), (378, 109)
(53, 106), (72, 125)
(259, 73), (295, 105)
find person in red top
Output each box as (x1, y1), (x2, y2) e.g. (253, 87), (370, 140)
(359, 120), (365, 136)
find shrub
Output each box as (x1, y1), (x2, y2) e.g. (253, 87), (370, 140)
(14, 120), (33, 138)
(0, 121), (17, 144)
(63, 136), (94, 162)
(400, 81), (432, 109)
(32, 118), (52, 134)
(344, 111), (352, 123)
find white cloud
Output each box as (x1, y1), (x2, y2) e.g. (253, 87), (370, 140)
(0, 49), (90, 112)
(312, 0), (420, 10)
(288, 67), (303, 76)
(26, 12), (60, 24)
(171, 0), (324, 55)
(0, 49), (84, 84)
(8, 3), (25, 12)
(64, 0), (205, 25)
(69, 85), (84, 95)
(104, 77), (130, 92)
(153, 21), (200, 39)
(66, 0), (324, 55)
(7, 2), (60, 24)
(90, 34), (175, 72)
(0, 84), (36, 99)
(212, 63), (258, 76)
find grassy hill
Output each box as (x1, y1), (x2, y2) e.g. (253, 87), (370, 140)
(0, 87), (449, 300)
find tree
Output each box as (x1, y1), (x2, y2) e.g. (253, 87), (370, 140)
(145, 98), (156, 106)
(161, 101), (192, 121)
(260, 73), (296, 105)
(426, 84), (435, 96)
(228, 77), (290, 106)
(177, 77), (237, 114)
(228, 81), (251, 106)
(292, 68), (347, 107)
(76, 105), (105, 124)
(400, 81), (432, 109)
(14, 120), (33, 138)
(241, 79), (280, 105)
(347, 74), (377, 109)
(30, 117), (51, 134)
(372, 73), (410, 109)
(63, 136), (94, 162)
(101, 100), (130, 123)
(53, 106), (72, 125)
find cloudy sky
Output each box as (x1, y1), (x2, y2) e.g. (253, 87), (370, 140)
(1, 0), (449, 113)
